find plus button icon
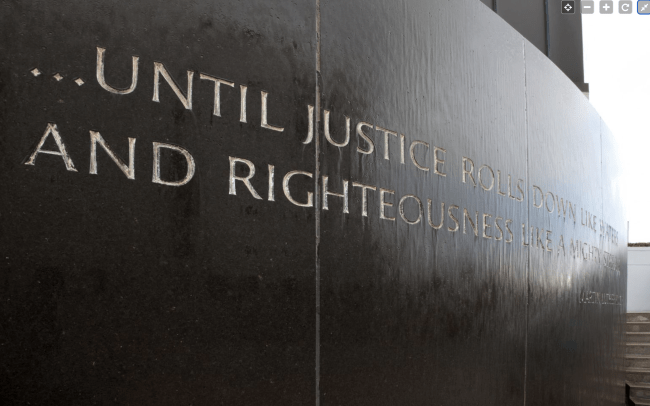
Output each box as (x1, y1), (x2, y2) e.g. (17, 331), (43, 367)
(600, 1), (614, 14)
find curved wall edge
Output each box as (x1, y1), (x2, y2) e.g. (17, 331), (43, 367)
(0, 0), (626, 405)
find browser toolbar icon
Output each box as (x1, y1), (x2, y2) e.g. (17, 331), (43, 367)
(639, 1), (650, 14)
(620, 1), (633, 13)
(562, 1), (576, 14)
(600, 1), (613, 14)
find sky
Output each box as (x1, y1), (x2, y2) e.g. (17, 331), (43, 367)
(582, 6), (650, 242)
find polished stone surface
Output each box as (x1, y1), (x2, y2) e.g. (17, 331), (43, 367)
(318, 1), (529, 404)
(0, 0), (626, 405)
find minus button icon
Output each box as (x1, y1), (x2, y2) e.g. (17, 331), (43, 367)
(581, 1), (595, 14)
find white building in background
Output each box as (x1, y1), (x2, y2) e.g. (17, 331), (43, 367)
(628, 245), (650, 312)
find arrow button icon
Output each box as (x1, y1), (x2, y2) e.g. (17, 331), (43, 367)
(640, 1), (650, 14)
(562, 1), (576, 14)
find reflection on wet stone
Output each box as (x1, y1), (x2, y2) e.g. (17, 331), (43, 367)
(0, 0), (626, 405)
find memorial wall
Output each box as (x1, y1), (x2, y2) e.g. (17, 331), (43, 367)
(0, 0), (627, 405)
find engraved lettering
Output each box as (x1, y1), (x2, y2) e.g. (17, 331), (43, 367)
(322, 176), (349, 213)
(558, 234), (565, 255)
(268, 164), (275, 201)
(591, 213), (596, 231)
(240, 85), (247, 123)
(545, 192), (555, 213)
(303, 105), (315, 144)
(260, 91), (284, 132)
(283, 170), (313, 207)
(25, 123), (77, 172)
(515, 179), (525, 202)
(352, 182), (377, 217)
(505, 220), (513, 243)
(409, 141), (429, 172)
(379, 188), (396, 221)
(356, 122), (375, 154)
(89, 131), (135, 179)
(533, 186), (543, 208)
(199, 73), (234, 117)
(228, 156), (261, 198)
(478, 165), (494, 191)
(96, 47), (138, 95)
(399, 194), (423, 225)
(323, 110), (350, 147)
(463, 208), (478, 236)
(570, 238), (578, 258)
(462, 157), (476, 186)
(557, 196), (568, 218)
(568, 202), (576, 223)
(427, 200), (444, 230)
(153, 143), (196, 186)
(152, 62), (193, 110)
(495, 217), (504, 240)
(536, 228), (545, 250)
(482, 213), (492, 239)
(447, 205), (460, 232)
(433, 147), (446, 177)
(497, 171), (507, 196)
(522, 224), (530, 247)
(376, 126), (398, 160)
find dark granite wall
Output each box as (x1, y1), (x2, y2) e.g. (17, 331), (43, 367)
(479, 0), (587, 91)
(0, 0), (626, 405)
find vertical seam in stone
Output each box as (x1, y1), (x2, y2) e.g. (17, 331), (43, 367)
(544, 0), (550, 56)
(522, 40), (529, 406)
(314, 1), (321, 405)
(600, 119), (603, 247)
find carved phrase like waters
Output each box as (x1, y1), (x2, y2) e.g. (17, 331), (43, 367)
(0, 0), (627, 405)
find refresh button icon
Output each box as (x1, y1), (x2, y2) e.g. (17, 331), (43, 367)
(619, 1), (633, 14)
